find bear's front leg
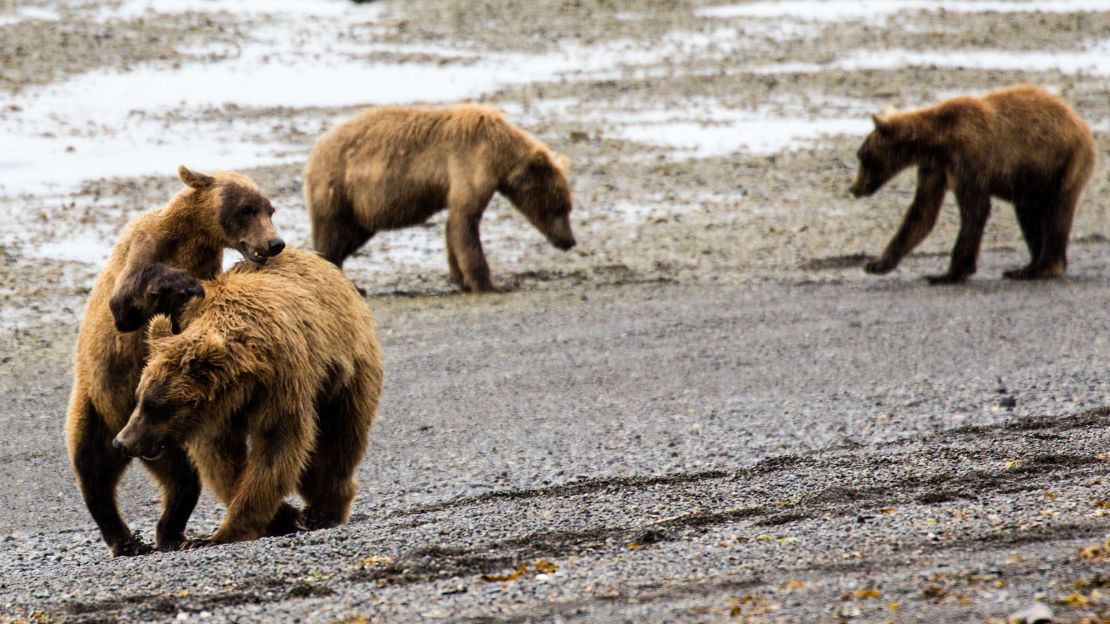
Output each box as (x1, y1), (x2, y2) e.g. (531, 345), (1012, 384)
(932, 185), (991, 285)
(868, 166), (947, 278)
(179, 501), (304, 550)
(209, 418), (312, 544)
(139, 445), (201, 552)
(446, 209), (495, 293)
(446, 238), (464, 287)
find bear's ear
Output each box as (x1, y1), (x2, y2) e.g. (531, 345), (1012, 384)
(552, 152), (571, 172)
(871, 106), (898, 135)
(193, 332), (228, 365)
(146, 315), (174, 344)
(183, 331), (229, 387)
(526, 149), (553, 171)
(178, 165), (215, 190)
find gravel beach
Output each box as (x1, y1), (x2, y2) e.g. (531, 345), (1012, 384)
(1, 1), (1108, 622)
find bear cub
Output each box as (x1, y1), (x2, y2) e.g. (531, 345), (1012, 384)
(850, 85), (1096, 284)
(304, 104), (577, 293)
(67, 166), (285, 557)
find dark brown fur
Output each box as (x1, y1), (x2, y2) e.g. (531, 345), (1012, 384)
(304, 104), (576, 292)
(66, 166), (285, 557)
(114, 249), (383, 546)
(850, 85), (1096, 284)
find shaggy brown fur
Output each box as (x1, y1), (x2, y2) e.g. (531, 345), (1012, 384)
(304, 104), (577, 292)
(850, 85), (1096, 284)
(114, 249), (383, 546)
(66, 166), (285, 557)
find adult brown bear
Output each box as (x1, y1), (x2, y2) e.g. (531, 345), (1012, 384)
(113, 249), (383, 546)
(304, 104), (577, 292)
(66, 166), (285, 557)
(850, 85), (1096, 284)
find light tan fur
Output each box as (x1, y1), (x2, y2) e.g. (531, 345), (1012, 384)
(304, 104), (577, 292)
(66, 166), (283, 557)
(850, 85), (1096, 283)
(116, 249), (383, 545)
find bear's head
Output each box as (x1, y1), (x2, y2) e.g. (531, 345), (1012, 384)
(109, 263), (205, 333)
(179, 165), (286, 265)
(113, 316), (232, 460)
(499, 149), (577, 252)
(849, 110), (919, 198)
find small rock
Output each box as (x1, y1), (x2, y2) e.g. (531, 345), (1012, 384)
(1007, 601), (1054, 624)
(1000, 396), (1017, 410)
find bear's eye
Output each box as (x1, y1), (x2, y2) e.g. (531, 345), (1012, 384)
(143, 399), (175, 421)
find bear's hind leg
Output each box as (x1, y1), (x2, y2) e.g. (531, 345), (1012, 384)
(140, 446), (201, 551)
(68, 397), (149, 557)
(298, 375), (375, 530)
(1004, 196), (1055, 279)
(1031, 185), (1081, 280)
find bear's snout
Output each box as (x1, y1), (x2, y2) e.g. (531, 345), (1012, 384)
(266, 237), (286, 256)
(849, 178), (876, 198)
(554, 236), (577, 251)
(112, 434), (165, 461)
(111, 436), (136, 457)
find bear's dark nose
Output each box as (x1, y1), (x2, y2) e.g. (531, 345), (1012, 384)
(267, 237), (286, 256)
(111, 438), (129, 455)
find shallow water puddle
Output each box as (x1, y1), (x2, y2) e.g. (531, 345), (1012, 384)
(101, 0), (364, 19)
(599, 100), (873, 158)
(0, 5), (59, 25)
(698, 0), (1110, 20)
(752, 39), (1110, 76)
(613, 115), (870, 158)
(0, 18), (748, 193)
(835, 42), (1110, 75)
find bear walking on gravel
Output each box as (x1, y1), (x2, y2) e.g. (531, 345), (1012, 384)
(850, 85), (1096, 284)
(113, 249), (383, 545)
(66, 166), (286, 557)
(304, 104), (577, 293)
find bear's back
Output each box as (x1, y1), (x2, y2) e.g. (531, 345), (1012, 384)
(205, 249), (379, 383)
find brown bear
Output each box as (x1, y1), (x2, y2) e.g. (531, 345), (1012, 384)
(849, 85), (1096, 284)
(113, 249), (383, 546)
(304, 104), (577, 292)
(66, 165), (286, 557)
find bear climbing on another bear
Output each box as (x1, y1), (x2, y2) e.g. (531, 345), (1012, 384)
(66, 166), (285, 557)
(113, 249), (383, 546)
(850, 85), (1096, 284)
(304, 104), (577, 293)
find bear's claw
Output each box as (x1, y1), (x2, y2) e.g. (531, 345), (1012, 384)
(1003, 265), (1062, 280)
(180, 538), (215, 550)
(863, 257), (896, 275)
(111, 532), (155, 557)
(925, 273), (968, 285)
